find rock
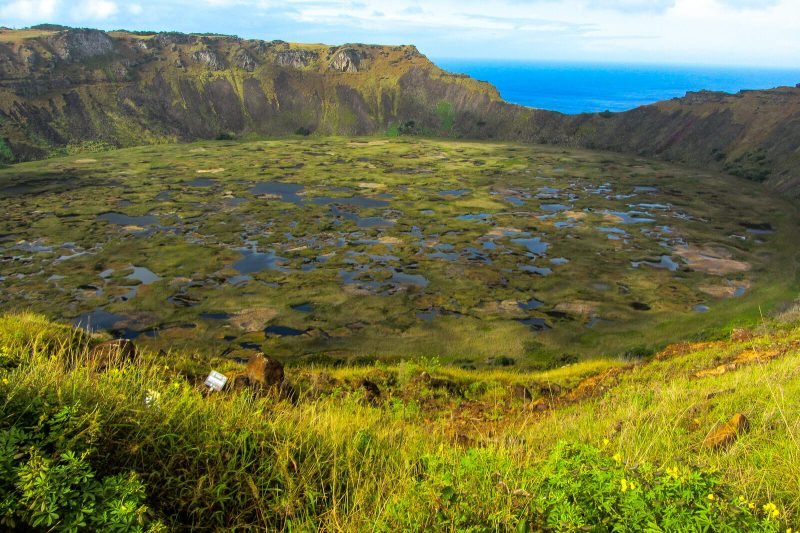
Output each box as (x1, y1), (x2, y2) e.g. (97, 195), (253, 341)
(48, 29), (114, 62)
(275, 49), (318, 69)
(703, 413), (749, 449)
(361, 379), (381, 403)
(192, 48), (225, 70)
(244, 352), (284, 388)
(234, 48), (257, 71)
(429, 378), (464, 398)
(88, 339), (136, 370)
(153, 32), (198, 46)
(328, 48), (366, 72)
(538, 383), (563, 397)
(511, 384), (532, 402)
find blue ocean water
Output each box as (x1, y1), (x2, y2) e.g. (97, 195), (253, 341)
(434, 60), (800, 115)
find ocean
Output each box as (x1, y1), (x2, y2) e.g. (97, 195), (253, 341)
(433, 60), (800, 115)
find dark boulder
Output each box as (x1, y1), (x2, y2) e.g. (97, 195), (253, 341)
(511, 383), (533, 402)
(361, 379), (381, 404)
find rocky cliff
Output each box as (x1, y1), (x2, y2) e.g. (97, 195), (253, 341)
(1, 26), (799, 197)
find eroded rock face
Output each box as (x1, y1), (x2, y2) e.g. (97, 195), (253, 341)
(244, 352), (284, 388)
(48, 29), (114, 62)
(192, 48), (225, 70)
(153, 32), (198, 47)
(275, 49), (318, 69)
(329, 48), (366, 73)
(234, 49), (257, 72)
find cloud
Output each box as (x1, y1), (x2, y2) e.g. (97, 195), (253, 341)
(70, 0), (118, 20)
(716, 0), (780, 9)
(128, 3), (143, 14)
(585, 0), (676, 13)
(0, 0), (59, 20)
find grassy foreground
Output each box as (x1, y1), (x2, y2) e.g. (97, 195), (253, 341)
(1, 310), (799, 531)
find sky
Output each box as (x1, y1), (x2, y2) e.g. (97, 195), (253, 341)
(1, 0), (799, 67)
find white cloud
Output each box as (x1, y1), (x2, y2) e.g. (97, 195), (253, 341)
(70, 0), (118, 20)
(0, 0), (59, 20)
(128, 3), (143, 14)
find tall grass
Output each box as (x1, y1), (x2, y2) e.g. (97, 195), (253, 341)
(0, 312), (797, 530)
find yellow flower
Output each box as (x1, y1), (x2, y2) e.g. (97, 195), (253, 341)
(602, 438), (610, 447)
(666, 466), (680, 479)
(763, 502), (780, 519)
(620, 479), (629, 493)
(613, 453), (623, 463)
(707, 494), (715, 501)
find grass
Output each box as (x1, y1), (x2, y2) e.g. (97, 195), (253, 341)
(0, 310), (798, 529)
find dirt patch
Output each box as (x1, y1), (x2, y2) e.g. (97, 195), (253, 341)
(73, 158), (97, 164)
(196, 168), (225, 174)
(358, 182), (386, 190)
(229, 307), (278, 331)
(675, 245), (750, 275)
(698, 280), (751, 298)
(347, 140), (388, 146)
(554, 301), (597, 316)
(378, 236), (402, 245)
(693, 348), (785, 378)
(656, 341), (726, 360)
(486, 226), (523, 237)
(563, 366), (632, 403)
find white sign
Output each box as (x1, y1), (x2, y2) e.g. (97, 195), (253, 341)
(204, 370), (228, 391)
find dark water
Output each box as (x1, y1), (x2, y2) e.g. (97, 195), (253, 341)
(434, 60), (800, 114)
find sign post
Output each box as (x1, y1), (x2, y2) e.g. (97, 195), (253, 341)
(204, 370), (228, 391)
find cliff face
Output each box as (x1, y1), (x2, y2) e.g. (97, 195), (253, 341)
(1, 27), (799, 197)
(561, 88), (800, 196)
(0, 27), (505, 160)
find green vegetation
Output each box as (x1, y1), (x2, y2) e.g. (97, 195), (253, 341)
(0, 138), (13, 164)
(724, 149), (771, 182)
(0, 311), (798, 529)
(436, 100), (456, 131)
(0, 137), (797, 366)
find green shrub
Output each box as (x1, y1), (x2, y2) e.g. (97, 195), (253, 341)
(0, 407), (161, 531)
(533, 442), (783, 531)
(0, 137), (13, 164)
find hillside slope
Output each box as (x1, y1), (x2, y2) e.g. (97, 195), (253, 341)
(0, 310), (798, 529)
(1, 26), (799, 197)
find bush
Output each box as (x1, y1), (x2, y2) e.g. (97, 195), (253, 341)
(0, 407), (161, 531)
